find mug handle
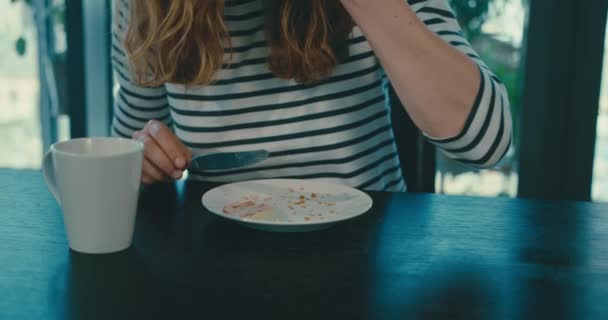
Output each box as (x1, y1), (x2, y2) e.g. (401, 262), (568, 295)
(42, 151), (61, 205)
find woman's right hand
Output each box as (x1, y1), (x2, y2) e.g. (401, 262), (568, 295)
(132, 120), (192, 185)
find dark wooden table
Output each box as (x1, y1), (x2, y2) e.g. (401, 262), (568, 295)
(1, 169), (608, 320)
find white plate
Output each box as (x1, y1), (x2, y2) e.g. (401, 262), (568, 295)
(202, 179), (373, 232)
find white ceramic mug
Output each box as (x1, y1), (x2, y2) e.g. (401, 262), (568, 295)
(42, 137), (144, 254)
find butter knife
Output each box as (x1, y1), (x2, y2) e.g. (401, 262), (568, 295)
(189, 150), (269, 172)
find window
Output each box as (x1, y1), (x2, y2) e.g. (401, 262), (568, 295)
(0, 1), (41, 169)
(436, 0), (528, 197)
(0, 0), (69, 169)
(593, 22), (608, 202)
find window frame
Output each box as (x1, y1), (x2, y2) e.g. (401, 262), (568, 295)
(518, 0), (608, 201)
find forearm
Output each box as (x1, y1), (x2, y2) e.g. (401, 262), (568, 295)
(341, 0), (480, 139)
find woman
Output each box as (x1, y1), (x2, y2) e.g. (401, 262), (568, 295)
(111, 0), (512, 191)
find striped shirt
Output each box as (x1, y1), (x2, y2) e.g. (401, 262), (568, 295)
(111, 0), (512, 192)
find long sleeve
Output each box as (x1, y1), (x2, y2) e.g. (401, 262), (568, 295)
(110, 0), (171, 138)
(411, 0), (513, 168)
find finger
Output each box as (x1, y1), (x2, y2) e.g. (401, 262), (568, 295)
(141, 173), (155, 185)
(135, 132), (177, 177)
(182, 147), (193, 169)
(146, 120), (190, 169)
(143, 157), (166, 182)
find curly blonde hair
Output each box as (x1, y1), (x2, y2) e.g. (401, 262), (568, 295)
(123, 0), (355, 86)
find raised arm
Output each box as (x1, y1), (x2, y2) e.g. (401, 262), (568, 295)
(341, 0), (512, 168)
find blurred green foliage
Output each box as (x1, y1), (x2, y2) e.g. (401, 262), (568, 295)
(449, 0), (490, 40)
(10, 0), (65, 56)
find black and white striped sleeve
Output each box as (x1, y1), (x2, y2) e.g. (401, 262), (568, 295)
(110, 0), (171, 139)
(410, 0), (513, 168)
